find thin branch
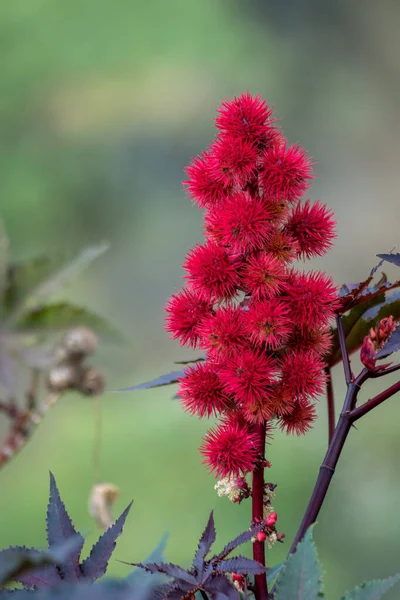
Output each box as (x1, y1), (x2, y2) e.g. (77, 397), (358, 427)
(325, 368), (335, 444)
(369, 363), (400, 378)
(350, 380), (400, 422)
(0, 392), (60, 469)
(336, 316), (352, 385)
(0, 401), (21, 419)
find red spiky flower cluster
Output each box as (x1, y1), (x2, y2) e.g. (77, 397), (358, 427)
(165, 92), (338, 478)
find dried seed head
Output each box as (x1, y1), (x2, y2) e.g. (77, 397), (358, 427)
(46, 363), (78, 392)
(62, 326), (98, 360)
(78, 366), (105, 396)
(89, 482), (120, 531)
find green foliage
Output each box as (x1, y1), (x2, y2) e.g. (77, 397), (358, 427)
(0, 226), (116, 393)
(274, 526), (323, 600)
(340, 574), (400, 600)
(274, 526), (400, 600)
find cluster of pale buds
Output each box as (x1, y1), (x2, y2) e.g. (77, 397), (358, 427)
(46, 326), (105, 396)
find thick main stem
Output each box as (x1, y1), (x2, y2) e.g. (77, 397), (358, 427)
(289, 372), (368, 554)
(252, 423), (268, 600)
(325, 368), (335, 444)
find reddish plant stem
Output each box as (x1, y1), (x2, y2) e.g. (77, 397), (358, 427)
(336, 316), (352, 384)
(325, 368), (335, 444)
(252, 423), (268, 600)
(350, 380), (400, 421)
(288, 369), (369, 555)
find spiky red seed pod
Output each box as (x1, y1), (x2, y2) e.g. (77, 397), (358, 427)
(211, 135), (259, 187)
(283, 270), (338, 329)
(261, 143), (314, 203)
(287, 325), (333, 356)
(200, 421), (259, 477)
(204, 192), (275, 253)
(257, 531), (267, 542)
(266, 512), (277, 527)
(241, 251), (288, 299)
(184, 151), (231, 209)
(165, 287), (212, 348)
(215, 92), (278, 147)
(243, 297), (291, 349)
(198, 305), (248, 358)
(219, 348), (276, 405)
(279, 402), (317, 435)
(285, 199), (336, 259)
(241, 396), (274, 425)
(279, 350), (327, 402)
(264, 229), (299, 263)
(183, 241), (241, 302)
(177, 363), (232, 418)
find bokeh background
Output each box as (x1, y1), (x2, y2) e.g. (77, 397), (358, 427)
(1, 1), (400, 598)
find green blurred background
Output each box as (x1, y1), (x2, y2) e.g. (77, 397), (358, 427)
(1, 1), (400, 598)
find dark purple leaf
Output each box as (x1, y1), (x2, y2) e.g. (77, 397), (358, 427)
(174, 356), (206, 365)
(214, 522), (264, 561)
(118, 370), (187, 392)
(193, 511), (216, 573)
(46, 473), (84, 582)
(130, 563), (196, 586)
(377, 253), (400, 268)
(149, 563), (197, 586)
(205, 574), (239, 599)
(217, 557), (267, 575)
(376, 325), (400, 358)
(125, 532), (168, 587)
(81, 502), (132, 582)
(0, 547), (59, 588)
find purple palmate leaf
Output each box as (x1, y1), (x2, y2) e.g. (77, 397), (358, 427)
(81, 502), (132, 582)
(216, 557), (267, 575)
(193, 511), (216, 573)
(377, 253), (400, 268)
(214, 522), (264, 562)
(46, 473), (84, 582)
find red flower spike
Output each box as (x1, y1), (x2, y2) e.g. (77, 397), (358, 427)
(283, 270), (339, 329)
(241, 251), (288, 299)
(257, 531), (267, 542)
(261, 142), (314, 203)
(220, 348), (276, 405)
(266, 512), (277, 527)
(184, 151), (231, 209)
(279, 350), (327, 402)
(198, 305), (248, 359)
(264, 229), (300, 263)
(243, 297), (291, 349)
(360, 335), (377, 371)
(286, 199), (336, 259)
(200, 421), (259, 477)
(165, 287), (212, 348)
(183, 241), (240, 302)
(215, 92), (279, 147)
(279, 401), (317, 435)
(211, 135), (259, 187)
(204, 192), (275, 253)
(178, 363), (232, 418)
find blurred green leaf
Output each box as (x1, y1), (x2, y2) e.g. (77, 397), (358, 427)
(15, 302), (121, 342)
(274, 526), (323, 600)
(341, 573), (400, 599)
(4, 243), (109, 325)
